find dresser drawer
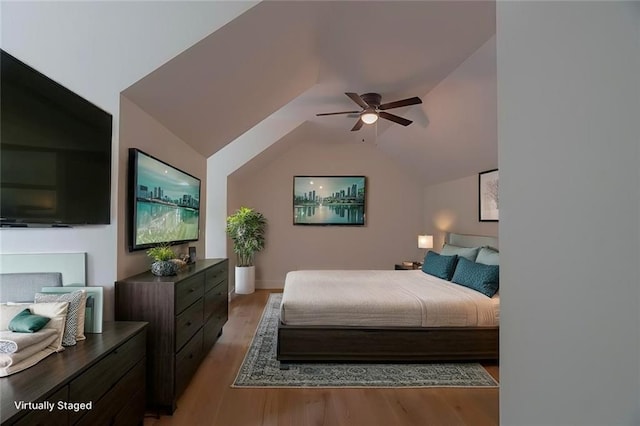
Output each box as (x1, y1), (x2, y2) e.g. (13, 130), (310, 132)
(74, 359), (145, 426)
(205, 261), (227, 293)
(204, 280), (227, 320)
(175, 299), (204, 352)
(176, 273), (204, 314)
(175, 329), (203, 397)
(12, 386), (69, 426)
(69, 331), (145, 414)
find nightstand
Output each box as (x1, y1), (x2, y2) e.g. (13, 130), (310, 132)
(394, 263), (421, 270)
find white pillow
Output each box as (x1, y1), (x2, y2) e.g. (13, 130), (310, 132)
(35, 291), (83, 346)
(0, 304), (28, 330)
(75, 291), (87, 341)
(5, 302), (70, 353)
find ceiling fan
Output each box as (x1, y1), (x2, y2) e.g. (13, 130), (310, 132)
(316, 92), (422, 131)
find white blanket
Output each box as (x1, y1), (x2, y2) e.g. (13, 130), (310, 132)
(0, 329), (58, 354)
(280, 270), (499, 327)
(0, 330), (58, 374)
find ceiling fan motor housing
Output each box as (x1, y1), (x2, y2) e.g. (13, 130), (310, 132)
(361, 93), (382, 108)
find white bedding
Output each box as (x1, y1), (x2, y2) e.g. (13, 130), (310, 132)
(0, 330), (58, 377)
(0, 328), (58, 354)
(280, 270), (499, 327)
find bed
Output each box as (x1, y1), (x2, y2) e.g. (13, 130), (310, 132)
(277, 233), (499, 362)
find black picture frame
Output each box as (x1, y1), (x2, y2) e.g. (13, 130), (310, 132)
(293, 176), (366, 226)
(479, 169), (499, 222)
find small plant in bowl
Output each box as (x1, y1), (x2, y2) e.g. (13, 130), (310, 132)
(147, 244), (178, 276)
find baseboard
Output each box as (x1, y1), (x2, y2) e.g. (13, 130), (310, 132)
(255, 280), (284, 289)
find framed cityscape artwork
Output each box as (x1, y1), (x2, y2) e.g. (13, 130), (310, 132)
(293, 176), (366, 226)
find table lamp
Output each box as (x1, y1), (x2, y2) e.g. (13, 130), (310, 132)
(418, 235), (433, 264)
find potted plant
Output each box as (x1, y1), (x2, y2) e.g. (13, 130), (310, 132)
(147, 244), (178, 276)
(225, 207), (267, 294)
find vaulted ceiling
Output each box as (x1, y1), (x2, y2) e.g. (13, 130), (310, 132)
(123, 1), (496, 185)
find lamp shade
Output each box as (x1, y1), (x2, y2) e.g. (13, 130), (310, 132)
(418, 235), (433, 249)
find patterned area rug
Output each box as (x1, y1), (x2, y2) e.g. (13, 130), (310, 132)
(232, 294), (498, 388)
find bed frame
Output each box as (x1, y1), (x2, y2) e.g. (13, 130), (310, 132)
(277, 232), (499, 362)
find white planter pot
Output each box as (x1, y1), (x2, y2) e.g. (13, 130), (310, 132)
(235, 266), (255, 294)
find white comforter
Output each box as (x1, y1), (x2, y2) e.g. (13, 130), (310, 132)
(280, 270), (500, 327)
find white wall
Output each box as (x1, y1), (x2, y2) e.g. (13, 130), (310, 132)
(423, 174), (498, 250)
(498, 2), (640, 425)
(0, 1), (255, 319)
(206, 117), (303, 258)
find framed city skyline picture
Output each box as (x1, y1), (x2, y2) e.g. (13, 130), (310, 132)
(293, 176), (366, 226)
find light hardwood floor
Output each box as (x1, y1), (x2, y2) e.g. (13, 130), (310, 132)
(145, 290), (499, 426)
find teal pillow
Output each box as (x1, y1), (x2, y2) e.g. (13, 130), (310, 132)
(476, 247), (499, 266)
(440, 243), (480, 262)
(422, 251), (458, 281)
(451, 257), (499, 297)
(8, 309), (51, 333)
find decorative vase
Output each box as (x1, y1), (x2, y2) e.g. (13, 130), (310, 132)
(235, 266), (255, 294)
(151, 260), (178, 276)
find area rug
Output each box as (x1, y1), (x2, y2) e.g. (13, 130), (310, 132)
(232, 294), (498, 388)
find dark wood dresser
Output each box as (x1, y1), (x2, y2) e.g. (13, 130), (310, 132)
(115, 258), (228, 413)
(1, 322), (147, 426)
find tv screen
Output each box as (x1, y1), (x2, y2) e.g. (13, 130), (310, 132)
(293, 176), (366, 226)
(128, 148), (200, 251)
(0, 49), (112, 226)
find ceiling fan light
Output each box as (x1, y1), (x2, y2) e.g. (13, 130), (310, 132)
(361, 110), (378, 124)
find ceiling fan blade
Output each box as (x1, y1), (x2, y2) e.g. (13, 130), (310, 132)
(316, 110), (361, 116)
(379, 111), (412, 126)
(345, 92), (370, 109)
(379, 96), (422, 110)
(350, 119), (364, 131)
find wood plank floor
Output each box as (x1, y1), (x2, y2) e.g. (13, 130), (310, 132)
(145, 290), (499, 426)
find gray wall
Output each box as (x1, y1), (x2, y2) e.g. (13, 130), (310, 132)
(498, 2), (640, 425)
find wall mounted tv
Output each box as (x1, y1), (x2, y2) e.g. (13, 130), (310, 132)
(0, 49), (113, 226)
(128, 148), (201, 251)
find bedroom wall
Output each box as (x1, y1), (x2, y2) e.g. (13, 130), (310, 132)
(0, 2), (254, 320)
(230, 139), (425, 289)
(117, 96), (207, 280)
(498, 2), (640, 425)
(423, 174), (498, 250)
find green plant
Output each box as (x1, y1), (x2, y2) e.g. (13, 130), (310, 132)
(146, 244), (176, 262)
(225, 207), (267, 267)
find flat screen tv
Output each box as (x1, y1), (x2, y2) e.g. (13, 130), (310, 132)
(0, 49), (113, 226)
(128, 148), (201, 251)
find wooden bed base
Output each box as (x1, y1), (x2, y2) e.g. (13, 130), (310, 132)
(277, 323), (499, 362)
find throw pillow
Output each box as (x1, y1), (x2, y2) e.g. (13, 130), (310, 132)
(0, 304), (29, 330)
(440, 243), (481, 262)
(422, 251), (459, 281)
(8, 309), (50, 333)
(476, 246), (499, 266)
(28, 302), (69, 352)
(35, 291), (83, 346)
(451, 257), (499, 297)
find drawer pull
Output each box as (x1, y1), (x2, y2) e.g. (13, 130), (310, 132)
(189, 288), (195, 293)
(189, 353), (194, 359)
(186, 321), (192, 326)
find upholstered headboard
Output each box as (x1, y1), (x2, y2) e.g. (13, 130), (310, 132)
(446, 232), (498, 250)
(0, 273), (63, 303)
